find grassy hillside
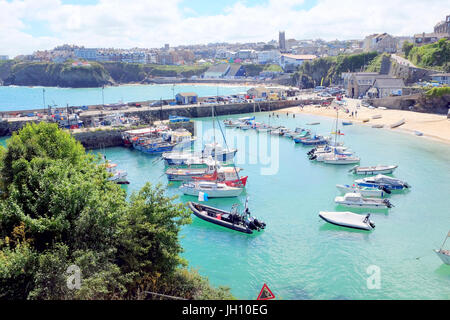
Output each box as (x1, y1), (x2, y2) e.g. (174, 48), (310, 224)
(292, 52), (379, 88)
(407, 39), (450, 71)
(0, 60), (210, 87)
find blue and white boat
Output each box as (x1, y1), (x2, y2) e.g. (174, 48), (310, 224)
(169, 115), (190, 122)
(299, 135), (328, 146)
(355, 174), (410, 191)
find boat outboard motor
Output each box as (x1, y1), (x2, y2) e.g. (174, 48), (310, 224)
(379, 186), (391, 194)
(309, 154), (317, 160)
(369, 221), (376, 228)
(383, 199), (394, 208)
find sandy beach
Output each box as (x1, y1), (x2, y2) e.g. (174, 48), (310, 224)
(276, 97), (450, 145)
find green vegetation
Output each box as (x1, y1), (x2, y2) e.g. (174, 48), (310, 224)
(0, 60), (210, 87)
(0, 122), (234, 300)
(425, 86), (450, 97)
(292, 52), (379, 88)
(243, 64), (265, 77)
(263, 64), (283, 72)
(402, 41), (414, 58)
(407, 39), (450, 71)
(365, 53), (390, 72)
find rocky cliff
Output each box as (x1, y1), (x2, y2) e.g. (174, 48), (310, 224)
(1, 61), (113, 88)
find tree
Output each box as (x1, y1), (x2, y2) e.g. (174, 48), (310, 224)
(402, 41), (414, 58)
(0, 122), (232, 300)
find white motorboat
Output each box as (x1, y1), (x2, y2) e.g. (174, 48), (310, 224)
(336, 184), (386, 198)
(323, 154), (360, 164)
(180, 181), (244, 198)
(319, 211), (375, 231)
(434, 231), (450, 265)
(334, 193), (393, 209)
(106, 163), (128, 184)
(349, 165), (398, 175)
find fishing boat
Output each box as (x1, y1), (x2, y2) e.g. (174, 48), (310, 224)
(133, 137), (176, 154)
(362, 118), (370, 123)
(238, 116), (255, 122)
(355, 174), (410, 190)
(192, 170), (248, 187)
(188, 200), (266, 234)
(319, 211), (375, 231)
(390, 118), (405, 128)
(434, 231), (450, 265)
(180, 181), (244, 198)
(336, 184), (387, 197)
(349, 165), (398, 175)
(342, 121), (353, 125)
(293, 130), (311, 142)
(163, 143), (237, 165)
(335, 193), (393, 209)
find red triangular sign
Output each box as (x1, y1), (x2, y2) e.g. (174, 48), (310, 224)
(257, 283), (275, 300)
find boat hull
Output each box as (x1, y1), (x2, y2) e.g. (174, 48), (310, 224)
(319, 211), (374, 231)
(336, 184), (384, 198)
(180, 185), (243, 198)
(434, 250), (450, 265)
(188, 202), (253, 234)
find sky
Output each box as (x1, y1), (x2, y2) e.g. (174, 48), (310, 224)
(0, 0), (448, 57)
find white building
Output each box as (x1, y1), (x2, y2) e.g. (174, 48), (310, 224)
(74, 48), (98, 61)
(257, 50), (281, 64)
(279, 54), (316, 71)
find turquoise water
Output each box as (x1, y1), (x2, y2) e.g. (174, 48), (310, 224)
(0, 84), (251, 111)
(1, 112), (450, 300)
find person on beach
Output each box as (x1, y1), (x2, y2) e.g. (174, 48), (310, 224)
(355, 110), (358, 117)
(351, 111), (354, 117)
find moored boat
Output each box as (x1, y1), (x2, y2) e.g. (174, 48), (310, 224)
(319, 211), (375, 231)
(349, 165), (398, 175)
(188, 201), (266, 234)
(180, 181), (244, 198)
(335, 193), (393, 209)
(336, 184), (387, 197)
(434, 231), (450, 265)
(390, 118), (405, 128)
(355, 174), (410, 190)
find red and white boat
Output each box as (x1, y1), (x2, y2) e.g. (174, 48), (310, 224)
(192, 170), (248, 187)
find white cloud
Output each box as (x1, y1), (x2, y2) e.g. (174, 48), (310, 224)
(0, 0), (447, 57)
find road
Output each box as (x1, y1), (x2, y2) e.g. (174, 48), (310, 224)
(391, 54), (416, 68)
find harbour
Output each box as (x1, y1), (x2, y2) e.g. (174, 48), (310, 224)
(12, 109), (444, 300)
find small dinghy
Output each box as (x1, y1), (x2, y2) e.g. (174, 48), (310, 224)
(188, 200), (266, 234)
(307, 122), (320, 125)
(342, 121), (353, 125)
(414, 131), (423, 136)
(349, 165), (398, 175)
(336, 184), (387, 198)
(372, 114), (382, 119)
(362, 118), (370, 123)
(390, 118), (405, 128)
(335, 193), (393, 209)
(323, 154), (360, 165)
(372, 124), (384, 128)
(319, 211), (375, 231)
(434, 231), (450, 265)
